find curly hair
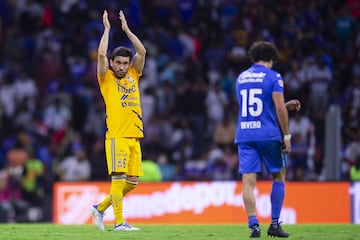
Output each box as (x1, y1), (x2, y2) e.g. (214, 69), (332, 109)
(248, 41), (279, 63)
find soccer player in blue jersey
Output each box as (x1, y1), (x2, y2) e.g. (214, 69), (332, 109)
(234, 41), (300, 238)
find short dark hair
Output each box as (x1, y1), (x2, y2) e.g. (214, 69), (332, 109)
(248, 41), (279, 63)
(110, 46), (133, 60)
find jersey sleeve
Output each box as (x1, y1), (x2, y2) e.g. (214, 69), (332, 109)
(97, 70), (111, 95)
(272, 71), (285, 93)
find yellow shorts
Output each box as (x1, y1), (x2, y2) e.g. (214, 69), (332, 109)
(105, 138), (143, 176)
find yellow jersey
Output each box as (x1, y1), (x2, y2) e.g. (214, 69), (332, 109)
(97, 66), (143, 139)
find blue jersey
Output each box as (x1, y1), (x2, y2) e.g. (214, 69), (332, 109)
(234, 64), (284, 143)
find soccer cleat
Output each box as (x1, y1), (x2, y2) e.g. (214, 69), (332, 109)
(267, 223), (289, 238)
(114, 222), (140, 231)
(249, 224), (261, 238)
(89, 205), (105, 230)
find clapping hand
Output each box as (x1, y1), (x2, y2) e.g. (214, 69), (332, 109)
(119, 10), (129, 33)
(103, 10), (110, 29)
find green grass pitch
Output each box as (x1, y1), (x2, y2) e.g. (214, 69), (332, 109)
(0, 224), (359, 240)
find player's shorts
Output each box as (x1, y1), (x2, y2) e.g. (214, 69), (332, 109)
(105, 137), (144, 176)
(237, 141), (287, 174)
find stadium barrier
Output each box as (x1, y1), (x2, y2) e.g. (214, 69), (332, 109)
(53, 181), (359, 225)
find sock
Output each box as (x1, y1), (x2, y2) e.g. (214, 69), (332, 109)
(97, 195), (111, 212)
(271, 181), (285, 227)
(123, 180), (138, 196)
(110, 178), (126, 225)
(248, 215), (259, 228)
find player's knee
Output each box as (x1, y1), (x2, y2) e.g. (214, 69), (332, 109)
(123, 177), (138, 196)
(126, 176), (139, 190)
(126, 175), (139, 183)
(126, 179), (138, 188)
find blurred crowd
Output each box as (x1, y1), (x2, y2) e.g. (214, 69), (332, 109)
(1, 0), (360, 222)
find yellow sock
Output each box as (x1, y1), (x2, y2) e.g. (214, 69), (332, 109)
(110, 178), (126, 225)
(123, 180), (138, 196)
(97, 195), (111, 212)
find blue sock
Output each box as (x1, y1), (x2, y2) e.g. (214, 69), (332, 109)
(271, 181), (285, 226)
(248, 215), (259, 228)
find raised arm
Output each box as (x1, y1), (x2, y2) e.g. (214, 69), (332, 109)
(97, 10), (110, 78)
(119, 10), (146, 74)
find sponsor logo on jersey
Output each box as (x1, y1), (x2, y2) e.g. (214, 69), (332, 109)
(122, 101), (140, 107)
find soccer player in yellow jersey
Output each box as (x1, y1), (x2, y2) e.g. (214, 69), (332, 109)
(89, 9), (146, 231)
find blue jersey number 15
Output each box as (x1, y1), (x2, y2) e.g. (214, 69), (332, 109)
(240, 88), (263, 117)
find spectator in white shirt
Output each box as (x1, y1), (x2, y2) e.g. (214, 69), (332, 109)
(307, 57), (333, 114)
(57, 146), (91, 182)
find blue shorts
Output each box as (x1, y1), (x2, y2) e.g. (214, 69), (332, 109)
(238, 141), (287, 174)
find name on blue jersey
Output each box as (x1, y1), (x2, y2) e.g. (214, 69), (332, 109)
(240, 120), (261, 129)
(238, 72), (266, 84)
